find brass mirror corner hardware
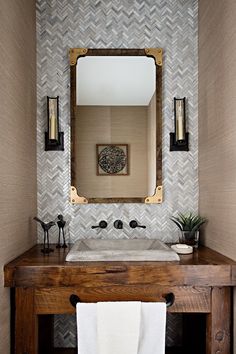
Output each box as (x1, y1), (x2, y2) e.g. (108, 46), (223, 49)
(69, 48), (88, 66)
(70, 186), (88, 204)
(145, 186), (163, 204)
(145, 48), (163, 66)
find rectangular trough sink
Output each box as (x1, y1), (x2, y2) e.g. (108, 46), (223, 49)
(66, 239), (180, 261)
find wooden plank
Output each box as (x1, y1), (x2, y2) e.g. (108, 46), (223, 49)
(35, 286), (211, 314)
(5, 244), (236, 268)
(4, 245), (236, 288)
(15, 288), (38, 354)
(8, 264), (232, 288)
(206, 287), (231, 354)
(231, 264), (236, 284)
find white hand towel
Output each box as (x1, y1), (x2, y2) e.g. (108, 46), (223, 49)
(97, 301), (141, 354)
(138, 302), (166, 354)
(76, 303), (97, 354)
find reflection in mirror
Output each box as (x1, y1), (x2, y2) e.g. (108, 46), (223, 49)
(70, 49), (162, 204)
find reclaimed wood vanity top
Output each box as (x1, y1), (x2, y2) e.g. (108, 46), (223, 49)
(4, 244), (236, 288)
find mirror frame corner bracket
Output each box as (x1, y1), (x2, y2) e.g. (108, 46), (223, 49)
(145, 48), (163, 66)
(70, 186), (88, 204)
(145, 185), (163, 204)
(70, 48), (88, 66)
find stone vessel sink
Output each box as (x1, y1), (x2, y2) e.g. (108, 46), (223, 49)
(66, 239), (180, 262)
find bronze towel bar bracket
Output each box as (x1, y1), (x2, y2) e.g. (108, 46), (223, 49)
(69, 292), (175, 308)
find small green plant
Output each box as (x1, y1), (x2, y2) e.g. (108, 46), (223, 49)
(170, 212), (207, 237)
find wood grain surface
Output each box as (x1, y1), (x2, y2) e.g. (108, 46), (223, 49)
(4, 244), (236, 288)
(6, 244), (236, 354)
(206, 287), (231, 354)
(35, 285), (211, 314)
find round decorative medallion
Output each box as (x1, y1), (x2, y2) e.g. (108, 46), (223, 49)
(98, 145), (126, 174)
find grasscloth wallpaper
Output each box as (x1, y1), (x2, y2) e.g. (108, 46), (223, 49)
(36, 0), (198, 347)
(0, 0), (37, 352)
(198, 1), (236, 348)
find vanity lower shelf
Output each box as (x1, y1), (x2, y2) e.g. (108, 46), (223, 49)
(39, 312), (206, 354)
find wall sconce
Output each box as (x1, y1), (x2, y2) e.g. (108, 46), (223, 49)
(170, 97), (189, 151)
(45, 96), (64, 151)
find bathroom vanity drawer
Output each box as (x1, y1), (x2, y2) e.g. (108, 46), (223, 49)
(35, 285), (211, 314)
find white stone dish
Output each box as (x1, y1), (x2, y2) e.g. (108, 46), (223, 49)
(171, 244), (193, 255)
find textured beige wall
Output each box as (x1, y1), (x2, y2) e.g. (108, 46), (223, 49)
(75, 106), (148, 197)
(198, 2), (236, 350)
(0, 0), (37, 352)
(199, 0), (236, 259)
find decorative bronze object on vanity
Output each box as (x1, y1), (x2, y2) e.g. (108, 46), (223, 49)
(33, 217), (55, 253)
(170, 97), (189, 151)
(69, 48), (163, 204)
(45, 96), (64, 151)
(56, 214), (67, 248)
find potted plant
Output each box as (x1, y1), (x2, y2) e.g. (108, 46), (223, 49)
(170, 212), (207, 248)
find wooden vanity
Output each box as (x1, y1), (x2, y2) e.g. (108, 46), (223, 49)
(4, 244), (236, 354)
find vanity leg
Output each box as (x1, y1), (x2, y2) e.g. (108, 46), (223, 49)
(206, 287), (231, 354)
(15, 288), (38, 354)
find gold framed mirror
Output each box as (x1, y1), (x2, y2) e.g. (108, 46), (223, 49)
(70, 48), (163, 204)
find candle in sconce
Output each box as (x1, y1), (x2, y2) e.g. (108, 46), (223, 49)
(49, 100), (58, 141)
(175, 99), (185, 142)
(45, 96), (64, 151)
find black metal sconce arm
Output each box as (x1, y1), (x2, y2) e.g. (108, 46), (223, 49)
(45, 131), (64, 151)
(169, 132), (189, 151)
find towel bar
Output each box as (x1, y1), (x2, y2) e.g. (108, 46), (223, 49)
(69, 292), (175, 308)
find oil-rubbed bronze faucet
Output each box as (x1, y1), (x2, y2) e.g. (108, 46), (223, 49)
(91, 220), (108, 229)
(129, 220), (146, 229)
(56, 215), (67, 249)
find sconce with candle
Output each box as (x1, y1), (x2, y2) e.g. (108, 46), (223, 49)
(170, 97), (189, 151)
(45, 96), (64, 151)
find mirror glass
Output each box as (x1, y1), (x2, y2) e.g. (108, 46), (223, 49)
(70, 49), (162, 203)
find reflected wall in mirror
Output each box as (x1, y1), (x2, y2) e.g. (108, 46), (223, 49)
(70, 49), (163, 204)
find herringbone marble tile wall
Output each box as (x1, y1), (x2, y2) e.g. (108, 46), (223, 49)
(36, 0), (198, 348)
